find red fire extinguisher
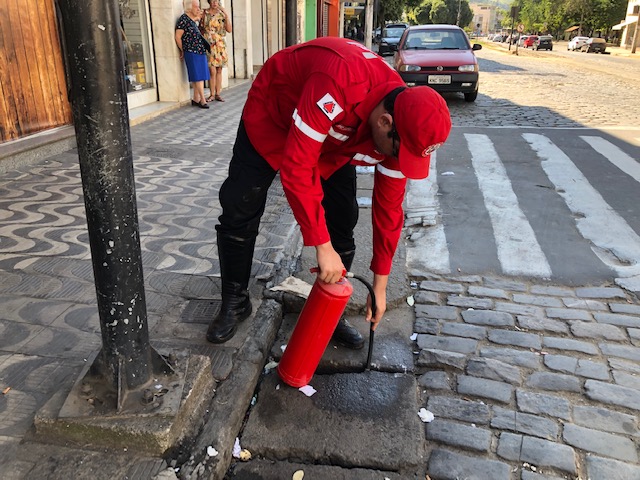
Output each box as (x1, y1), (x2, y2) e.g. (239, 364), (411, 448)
(277, 271), (353, 388)
(277, 269), (377, 388)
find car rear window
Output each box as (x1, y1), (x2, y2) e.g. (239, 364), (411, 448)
(591, 38), (606, 43)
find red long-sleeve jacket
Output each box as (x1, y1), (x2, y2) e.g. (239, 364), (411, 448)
(242, 37), (410, 275)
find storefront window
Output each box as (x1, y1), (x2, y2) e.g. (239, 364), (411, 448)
(119, 0), (154, 93)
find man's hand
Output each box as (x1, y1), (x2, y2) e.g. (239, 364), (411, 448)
(315, 242), (344, 284)
(366, 274), (388, 331)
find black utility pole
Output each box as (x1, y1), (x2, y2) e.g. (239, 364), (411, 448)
(57, 0), (163, 406)
(286, 0), (297, 46)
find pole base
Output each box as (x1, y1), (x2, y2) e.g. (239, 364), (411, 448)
(33, 350), (214, 455)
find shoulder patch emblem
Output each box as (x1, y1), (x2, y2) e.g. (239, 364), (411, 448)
(317, 93), (344, 121)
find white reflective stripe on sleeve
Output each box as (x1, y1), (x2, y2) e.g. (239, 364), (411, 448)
(292, 109), (327, 143)
(328, 127), (349, 142)
(353, 153), (381, 165)
(376, 163), (406, 179)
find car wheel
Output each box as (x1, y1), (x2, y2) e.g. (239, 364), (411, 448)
(464, 90), (478, 103)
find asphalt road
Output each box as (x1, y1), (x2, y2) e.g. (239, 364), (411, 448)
(404, 44), (640, 292)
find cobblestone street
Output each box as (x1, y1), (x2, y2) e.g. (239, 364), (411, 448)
(445, 43), (640, 129)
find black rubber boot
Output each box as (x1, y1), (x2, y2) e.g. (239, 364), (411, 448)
(206, 234), (254, 344)
(331, 249), (365, 350)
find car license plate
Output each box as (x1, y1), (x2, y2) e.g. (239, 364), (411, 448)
(428, 75), (451, 85)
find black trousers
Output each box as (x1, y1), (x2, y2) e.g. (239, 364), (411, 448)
(217, 121), (359, 270)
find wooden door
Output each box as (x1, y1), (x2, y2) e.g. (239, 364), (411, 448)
(0, 0), (72, 143)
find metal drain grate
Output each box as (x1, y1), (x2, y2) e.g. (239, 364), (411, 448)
(180, 299), (222, 324)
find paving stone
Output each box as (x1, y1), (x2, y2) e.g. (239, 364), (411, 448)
(576, 287), (626, 299)
(542, 337), (598, 354)
(414, 290), (440, 304)
(418, 371), (451, 391)
(467, 357), (522, 385)
(595, 312), (640, 328)
(526, 372), (581, 393)
(414, 318), (439, 334)
(489, 330), (542, 349)
(569, 321), (626, 341)
(563, 424), (638, 462)
(440, 321), (487, 340)
(480, 347), (541, 369)
(415, 304), (459, 321)
(609, 303), (640, 315)
(543, 355), (577, 374)
(417, 349), (467, 371)
(530, 285), (575, 297)
(491, 407), (559, 440)
(517, 315), (568, 334)
(428, 448), (511, 480)
(426, 395), (491, 425)
(562, 298), (607, 310)
(483, 277), (527, 291)
(609, 357), (640, 375)
(599, 343), (640, 361)
(419, 280), (464, 294)
(543, 356), (608, 380)
(629, 328), (640, 341)
(446, 295), (494, 310)
(573, 405), (639, 436)
(545, 307), (592, 321)
(417, 334), (477, 354)
(513, 294), (563, 307)
(468, 285), (509, 299)
(426, 419), (492, 452)
(515, 390), (571, 420)
(241, 371), (424, 471)
(585, 455), (640, 480)
(457, 375), (513, 403)
(443, 274), (482, 284)
(585, 380), (640, 411)
(462, 310), (514, 326)
(613, 370), (640, 390)
(497, 431), (523, 461)
(520, 436), (577, 474)
(496, 302), (544, 317)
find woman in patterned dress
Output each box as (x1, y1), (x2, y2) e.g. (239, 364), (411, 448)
(175, 0), (210, 109)
(200, 0), (232, 102)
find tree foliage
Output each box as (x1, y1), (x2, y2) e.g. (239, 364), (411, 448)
(411, 0), (474, 27)
(510, 0), (627, 36)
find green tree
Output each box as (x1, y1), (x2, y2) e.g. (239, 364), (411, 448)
(414, 0), (474, 26)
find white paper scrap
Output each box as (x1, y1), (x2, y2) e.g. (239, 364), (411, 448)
(280, 344), (287, 352)
(232, 437), (242, 458)
(292, 470), (305, 480)
(264, 361), (278, 372)
(418, 408), (435, 423)
(442, 171), (455, 176)
(299, 385), (317, 397)
(407, 295), (415, 306)
(207, 446), (218, 457)
(270, 276), (313, 298)
(410, 333), (418, 341)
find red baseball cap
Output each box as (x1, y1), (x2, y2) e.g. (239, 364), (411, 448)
(393, 86), (451, 179)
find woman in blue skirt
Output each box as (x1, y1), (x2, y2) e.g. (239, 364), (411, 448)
(175, 0), (211, 109)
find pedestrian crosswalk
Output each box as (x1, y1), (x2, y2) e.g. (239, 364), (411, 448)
(406, 129), (640, 291)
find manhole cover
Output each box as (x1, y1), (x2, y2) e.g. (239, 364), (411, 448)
(180, 299), (222, 324)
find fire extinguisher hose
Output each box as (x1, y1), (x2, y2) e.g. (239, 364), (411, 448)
(345, 272), (376, 371)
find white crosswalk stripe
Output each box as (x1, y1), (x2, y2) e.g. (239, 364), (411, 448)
(523, 133), (640, 280)
(406, 131), (640, 287)
(465, 134), (552, 278)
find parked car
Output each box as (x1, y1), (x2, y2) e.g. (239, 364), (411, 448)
(567, 36), (589, 51)
(581, 37), (606, 53)
(517, 35), (530, 47)
(522, 35), (538, 48)
(377, 23), (409, 55)
(393, 24), (482, 102)
(533, 35), (553, 51)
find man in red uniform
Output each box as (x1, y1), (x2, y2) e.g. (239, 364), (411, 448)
(207, 37), (451, 347)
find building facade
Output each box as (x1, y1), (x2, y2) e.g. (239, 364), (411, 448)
(613, 0), (639, 48)
(470, 3), (499, 35)
(0, 0), (341, 146)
